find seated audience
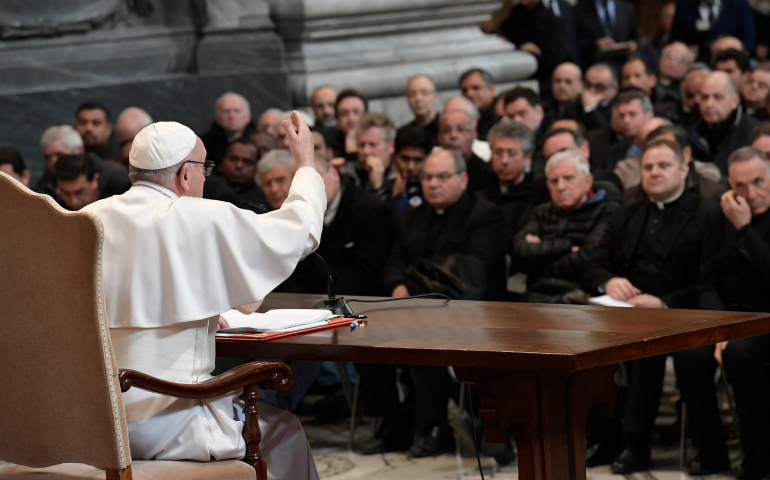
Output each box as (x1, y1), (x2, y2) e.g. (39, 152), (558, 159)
(0, 148), (30, 187)
(582, 139), (722, 474)
(543, 126), (622, 190)
(311, 85), (338, 128)
(674, 146), (770, 478)
(712, 48), (752, 92)
(387, 125), (431, 215)
(115, 107), (153, 166)
(514, 149), (619, 304)
(562, 63), (619, 130)
(744, 64), (770, 120)
(690, 71), (761, 175)
(343, 112), (396, 197)
(36, 125), (86, 199)
(620, 58), (680, 121)
(202, 137), (267, 208)
(460, 68), (499, 140)
(477, 121), (541, 240)
(256, 108), (282, 137)
(550, 62), (584, 118)
(438, 107), (493, 192)
(328, 89), (368, 158)
(200, 93), (255, 165)
(383, 149), (506, 457)
(53, 153), (131, 211)
(405, 75), (440, 147)
(76, 101), (119, 161)
(257, 149), (295, 211)
(658, 42), (695, 96)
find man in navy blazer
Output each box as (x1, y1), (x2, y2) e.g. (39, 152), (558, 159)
(670, 0), (756, 63)
(574, 0), (639, 70)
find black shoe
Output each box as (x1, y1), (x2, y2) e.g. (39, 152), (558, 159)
(408, 424), (455, 458)
(610, 448), (651, 475)
(585, 442), (624, 468)
(687, 453), (731, 476)
(361, 418), (413, 455)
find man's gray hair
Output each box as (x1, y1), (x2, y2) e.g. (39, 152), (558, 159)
(40, 125), (83, 151)
(728, 146), (770, 169)
(441, 149), (467, 173)
(663, 42), (695, 63)
(545, 149), (591, 177)
(129, 159), (186, 184)
(487, 120), (536, 157)
(215, 92), (251, 114)
(257, 149), (296, 178)
(356, 112), (396, 142)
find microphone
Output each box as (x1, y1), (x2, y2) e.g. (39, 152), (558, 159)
(241, 200), (353, 315)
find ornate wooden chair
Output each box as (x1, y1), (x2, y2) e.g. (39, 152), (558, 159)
(0, 172), (291, 480)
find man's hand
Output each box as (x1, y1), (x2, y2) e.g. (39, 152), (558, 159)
(392, 170), (408, 197)
(345, 129), (358, 154)
(479, 19), (495, 34)
(392, 285), (410, 298)
(596, 36), (615, 48)
(627, 294), (665, 308)
(581, 90), (605, 110)
(217, 316), (230, 331)
(365, 157), (386, 190)
(525, 234), (542, 244)
(620, 40), (637, 56)
(604, 277), (641, 301)
(714, 341), (728, 365)
(284, 111), (316, 170)
(571, 245), (580, 252)
(721, 190), (752, 230)
(519, 42), (542, 56)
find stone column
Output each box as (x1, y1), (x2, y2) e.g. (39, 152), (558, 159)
(266, 0), (538, 125)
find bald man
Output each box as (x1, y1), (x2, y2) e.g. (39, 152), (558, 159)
(405, 75), (440, 148)
(689, 71), (761, 175)
(116, 107), (153, 166)
(199, 92), (256, 165)
(310, 86), (337, 128)
(551, 63), (583, 114)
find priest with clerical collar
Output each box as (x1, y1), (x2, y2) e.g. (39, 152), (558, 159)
(83, 112), (325, 479)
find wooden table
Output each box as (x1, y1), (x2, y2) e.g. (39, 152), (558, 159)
(217, 293), (770, 480)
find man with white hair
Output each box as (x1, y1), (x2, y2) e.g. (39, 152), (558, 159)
(81, 112), (324, 478)
(35, 125), (86, 198)
(258, 149), (297, 211)
(200, 92), (255, 165)
(116, 107), (153, 166)
(513, 149), (618, 303)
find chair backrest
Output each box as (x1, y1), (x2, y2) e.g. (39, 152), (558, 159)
(0, 172), (130, 471)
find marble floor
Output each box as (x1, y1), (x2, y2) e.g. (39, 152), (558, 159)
(301, 360), (741, 479)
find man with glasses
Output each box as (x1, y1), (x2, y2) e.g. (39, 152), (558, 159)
(659, 42), (694, 95)
(405, 75), (440, 148)
(82, 115), (325, 479)
(384, 149), (506, 457)
(437, 107), (493, 192)
(562, 63), (619, 131)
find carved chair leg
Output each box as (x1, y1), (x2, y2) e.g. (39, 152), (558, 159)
(241, 384), (268, 480)
(106, 466), (132, 480)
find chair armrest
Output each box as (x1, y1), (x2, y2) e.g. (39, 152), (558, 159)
(118, 361), (292, 399)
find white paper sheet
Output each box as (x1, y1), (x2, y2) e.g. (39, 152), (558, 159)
(588, 294), (635, 308)
(219, 308), (335, 332)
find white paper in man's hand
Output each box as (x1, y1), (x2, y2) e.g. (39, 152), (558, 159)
(588, 295), (635, 308)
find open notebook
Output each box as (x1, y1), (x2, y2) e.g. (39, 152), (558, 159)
(217, 309), (337, 334)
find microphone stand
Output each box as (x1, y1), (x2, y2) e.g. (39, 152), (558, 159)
(241, 200), (353, 315)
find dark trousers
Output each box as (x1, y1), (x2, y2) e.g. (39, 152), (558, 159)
(410, 365), (452, 427)
(673, 345), (729, 459)
(723, 334), (770, 471)
(622, 355), (667, 455)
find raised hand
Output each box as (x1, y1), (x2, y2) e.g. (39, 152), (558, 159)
(283, 111), (317, 170)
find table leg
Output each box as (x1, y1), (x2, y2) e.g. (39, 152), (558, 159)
(454, 365), (617, 480)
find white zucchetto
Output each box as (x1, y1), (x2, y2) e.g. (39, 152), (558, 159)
(129, 122), (197, 170)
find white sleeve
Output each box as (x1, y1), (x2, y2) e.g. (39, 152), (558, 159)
(279, 166), (327, 258)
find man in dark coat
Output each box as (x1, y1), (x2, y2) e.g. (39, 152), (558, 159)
(574, 0), (639, 70)
(54, 153), (131, 211)
(199, 93), (256, 166)
(383, 149), (507, 458)
(689, 71), (761, 176)
(514, 150), (619, 303)
(582, 139), (723, 474)
(561, 63), (619, 131)
(202, 137), (267, 208)
(675, 147), (770, 478)
(437, 107), (493, 193)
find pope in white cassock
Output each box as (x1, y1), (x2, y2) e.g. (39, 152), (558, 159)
(83, 112), (325, 479)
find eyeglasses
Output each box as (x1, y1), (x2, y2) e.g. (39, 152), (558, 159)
(585, 81), (611, 93)
(177, 160), (215, 177)
(667, 52), (685, 63)
(420, 172), (461, 182)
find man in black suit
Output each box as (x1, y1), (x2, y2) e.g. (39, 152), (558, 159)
(498, 0), (570, 100)
(199, 93), (256, 166)
(54, 153), (131, 211)
(676, 147), (770, 479)
(574, 0), (639, 70)
(460, 68), (499, 141)
(383, 149), (507, 457)
(602, 89), (654, 171)
(670, 0), (756, 63)
(202, 137), (267, 208)
(690, 71), (761, 176)
(327, 89), (368, 159)
(582, 138), (723, 473)
(437, 107), (493, 193)
(561, 63), (620, 131)
(621, 58), (681, 122)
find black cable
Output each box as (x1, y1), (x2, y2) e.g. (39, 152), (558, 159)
(466, 382), (485, 480)
(347, 293), (451, 303)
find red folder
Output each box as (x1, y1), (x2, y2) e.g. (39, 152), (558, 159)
(217, 316), (354, 342)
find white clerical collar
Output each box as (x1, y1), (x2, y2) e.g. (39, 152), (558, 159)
(650, 187), (684, 210)
(132, 180), (179, 199)
(324, 188), (343, 226)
